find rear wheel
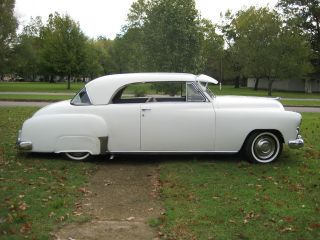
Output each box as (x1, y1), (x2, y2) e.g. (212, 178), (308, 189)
(65, 152), (91, 161)
(245, 132), (282, 163)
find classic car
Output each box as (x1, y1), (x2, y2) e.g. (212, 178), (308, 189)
(17, 73), (304, 163)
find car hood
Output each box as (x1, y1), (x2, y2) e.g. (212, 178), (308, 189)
(214, 96), (284, 110)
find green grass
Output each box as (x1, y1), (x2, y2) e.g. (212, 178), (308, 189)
(159, 113), (320, 240)
(211, 85), (320, 99)
(0, 107), (95, 239)
(0, 94), (72, 102)
(0, 82), (84, 93)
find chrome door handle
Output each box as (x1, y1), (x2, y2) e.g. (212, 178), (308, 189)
(141, 108), (152, 111)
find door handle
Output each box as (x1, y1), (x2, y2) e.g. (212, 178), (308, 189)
(141, 108), (152, 111)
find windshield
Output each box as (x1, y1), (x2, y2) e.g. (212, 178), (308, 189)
(71, 88), (92, 105)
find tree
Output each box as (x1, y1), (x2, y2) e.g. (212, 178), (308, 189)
(220, 10), (246, 88)
(277, 0), (320, 90)
(82, 39), (104, 79)
(40, 13), (87, 88)
(112, 27), (146, 73)
(200, 19), (224, 82)
(94, 37), (116, 75)
(223, 7), (312, 95)
(0, 0), (18, 79)
(12, 17), (43, 81)
(143, 0), (203, 73)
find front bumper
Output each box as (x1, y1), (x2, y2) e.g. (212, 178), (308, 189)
(288, 135), (304, 149)
(16, 130), (32, 151)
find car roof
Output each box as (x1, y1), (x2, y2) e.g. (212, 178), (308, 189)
(85, 73), (218, 105)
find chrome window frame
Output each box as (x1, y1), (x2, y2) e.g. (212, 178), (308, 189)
(186, 82), (209, 102)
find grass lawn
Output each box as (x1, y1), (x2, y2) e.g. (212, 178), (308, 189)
(1, 107), (319, 239)
(0, 94), (72, 102)
(158, 113), (320, 239)
(211, 85), (320, 99)
(0, 82), (84, 93)
(0, 107), (95, 239)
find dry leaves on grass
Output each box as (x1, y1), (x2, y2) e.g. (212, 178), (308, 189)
(20, 222), (32, 234)
(78, 187), (92, 195)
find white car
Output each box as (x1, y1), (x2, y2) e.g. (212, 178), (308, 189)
(17, 73), (304, 163)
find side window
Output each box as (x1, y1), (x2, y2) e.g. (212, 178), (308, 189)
(71, 88), (92, 105)
(112, 82), (187, 104)
(186, 83), (206, 102)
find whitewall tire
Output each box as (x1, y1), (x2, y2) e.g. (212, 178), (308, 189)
(245, 132), (282, 163)
(64, 152), (91, 161)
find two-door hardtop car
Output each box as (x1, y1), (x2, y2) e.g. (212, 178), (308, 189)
(17, 73), (304, 163)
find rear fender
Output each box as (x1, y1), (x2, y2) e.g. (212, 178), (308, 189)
(21, 114), (108, 154)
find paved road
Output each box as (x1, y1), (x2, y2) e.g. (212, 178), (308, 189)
(285, 106), (320, 113)
(1, 100), (320, 112)
(0, 101), (52, 107)
(281, 98), (320, 101)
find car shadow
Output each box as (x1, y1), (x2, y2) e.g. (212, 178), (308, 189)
(21, 152), (244, 165)
(89, 153), (244, 166)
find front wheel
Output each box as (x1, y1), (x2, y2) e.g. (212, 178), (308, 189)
(245, 132), (282, 163)
(64, 152), (91, 161)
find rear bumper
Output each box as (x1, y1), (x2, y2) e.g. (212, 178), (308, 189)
(288, 135), (304, 149)
(16, 130), (33, 151)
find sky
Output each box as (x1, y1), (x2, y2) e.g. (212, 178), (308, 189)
(14, 0), (278, 39)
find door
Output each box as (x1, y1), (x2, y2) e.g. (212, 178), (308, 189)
(141, 83), (215, 151)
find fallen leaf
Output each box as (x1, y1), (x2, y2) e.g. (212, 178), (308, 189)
(18, 202), (28, 211)
(49, 212), (55, 218)
(282, 216), (295, 223)
(309, 223), (320, 229)
(126, 216), (135, 221)
(20, 222), (32, 234)
(279, 226), (295, 233)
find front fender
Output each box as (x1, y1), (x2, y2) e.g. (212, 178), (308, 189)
(215, 109), (301, 151)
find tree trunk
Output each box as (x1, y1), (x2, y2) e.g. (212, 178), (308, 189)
(234, 76), (240, 88)
(254, 78), (260, 91)
(305, 79), (312, 93)
(267, 78), (273, 96)
(67, 75), (71, 90)
(241, 75), (246, 87)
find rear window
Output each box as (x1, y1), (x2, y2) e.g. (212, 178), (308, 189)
(71, 88), (92, 105)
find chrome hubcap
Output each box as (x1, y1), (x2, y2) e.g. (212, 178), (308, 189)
(254, 136), (276, 160)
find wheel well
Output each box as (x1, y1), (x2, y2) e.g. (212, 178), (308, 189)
(241, 129), (284, 151)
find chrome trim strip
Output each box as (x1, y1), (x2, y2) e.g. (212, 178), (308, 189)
(288, 135), (304, 149)
(188, 82), (208, 102)
(109, 150), (238, 154)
